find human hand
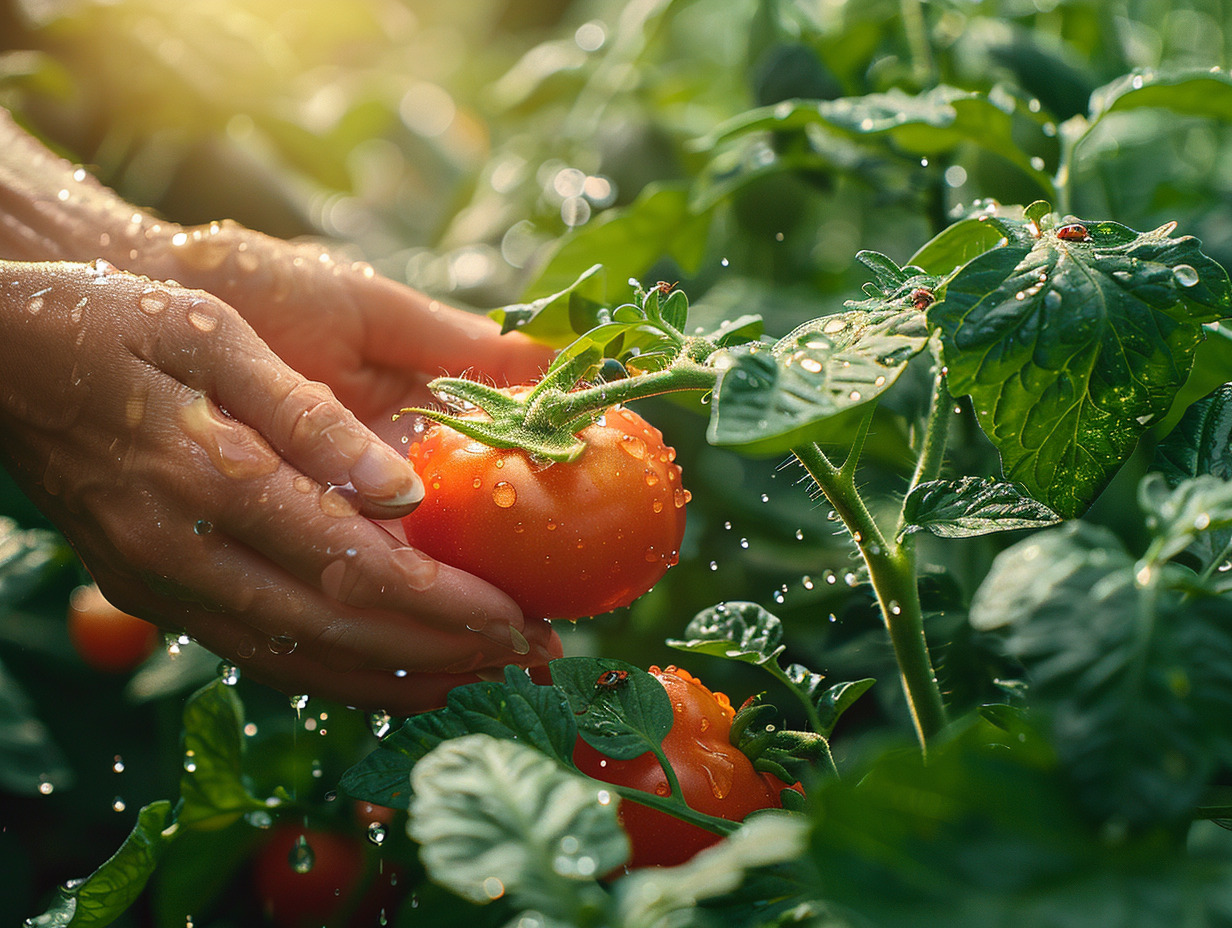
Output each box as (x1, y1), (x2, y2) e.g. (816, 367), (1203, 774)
(0, 259), (560, 712)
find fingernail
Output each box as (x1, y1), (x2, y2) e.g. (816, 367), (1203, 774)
(351, 444), (424, 508)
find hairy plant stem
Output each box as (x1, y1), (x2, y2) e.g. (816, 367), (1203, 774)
(793, 442), (948, 752)
(896, 352), (953, 537)
(533, 361), (718, 427)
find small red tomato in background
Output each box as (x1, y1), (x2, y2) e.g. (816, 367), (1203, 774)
(252, 824), (399, 928)
(67, 583), (159, 672)
(573, 665), (800, 869)
(403, 394), (688, 620)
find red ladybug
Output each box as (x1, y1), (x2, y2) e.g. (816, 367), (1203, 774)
(595, 669), (630, 690)
(1056, 224), (1091, 242)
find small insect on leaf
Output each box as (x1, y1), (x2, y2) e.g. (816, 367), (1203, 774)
(595, 669), (630, 690)
(1056, 224), (1091, 243)
(910, 287), (935, 311)
(654, 281), (679, 295)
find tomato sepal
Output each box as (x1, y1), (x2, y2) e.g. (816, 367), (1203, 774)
(731, 694), (834, 784)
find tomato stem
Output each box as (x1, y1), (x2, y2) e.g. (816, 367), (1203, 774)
(792, 442), (948, 753)
(544, 361), (718, 424)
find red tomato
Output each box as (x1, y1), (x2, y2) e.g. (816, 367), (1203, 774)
(252, 825), (398, 928)
(66, 583), (159, 673)
(573, 665), (799, 869)
(402, 395), (688, 619)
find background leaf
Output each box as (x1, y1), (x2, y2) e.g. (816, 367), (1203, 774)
(177, 680), (264, 829)
(931, 216), (1232, 517)
(1154, 383), (1232, 484)
(0, 656), (72, 794)
(970, 521), (1232, 825)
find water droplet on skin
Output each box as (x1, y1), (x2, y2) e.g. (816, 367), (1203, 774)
(187, 308), (219, 332)
(492, 481), (516, 508)
(193, 519), (213, 535)
(1174, 264), (1200, 287)
(320, 484), (360, 517)
(268, 634), (298, 655)
(179, 395), (280, 480)
(236, 637), (257, 659)
(25, 294), (45, 315)
(139, 289), (169, 314)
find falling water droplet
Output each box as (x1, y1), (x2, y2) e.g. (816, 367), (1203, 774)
(217, 662), (240, 685)
(369, 710), (393, 738)
(289, 835), (315, 874)
(367, 822), (388, 845)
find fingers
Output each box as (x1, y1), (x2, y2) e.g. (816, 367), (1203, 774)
(122, 276), (424, 520)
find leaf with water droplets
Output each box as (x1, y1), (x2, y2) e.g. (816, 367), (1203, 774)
(550, 657), (673, 760)
(1155, 383), (1232, 484)
(339, 666), (576, 808)
(1139, 473), (1232, 573)
(178, 680), (264, 829)
(1088, 66), (1232, 124)
(30, 800), (176, 927)
(900, 476), (1062, 539)
(668, 601), (787, 669)
(409, 734), (625, 915)
(931, 211), (1232, 518)
(708, 255), (934, 454)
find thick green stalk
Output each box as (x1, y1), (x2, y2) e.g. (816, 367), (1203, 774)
(793, 442), (948, 751)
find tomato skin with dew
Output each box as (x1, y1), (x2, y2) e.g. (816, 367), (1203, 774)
(402, 396), (688, 619)
(67, 583), (160, 672)
(573, 665), (799, 869)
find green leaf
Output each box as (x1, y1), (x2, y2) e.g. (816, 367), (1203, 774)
(1139, 473), (1232, 570)
(805, 721), (1230, 926)
(667, 601), (787, 670)
(931, 215), (1232, 518)
(699, 84), (1055, 193)
(708, 298), (931, 455)
(178, 680), (264, 829)
(487, 264), (606, 345)
(1154, 383), (1232, 484)
(970, 521), (1232, 825)
(908, 217), (1015, 277)
(812, 678), (877, 740)
(408, 734), (625, 917)
(612, 813), (812, 927)
(1088, 67), (1232, 124)
(339, 666), (576, 808)
(550, 657), (673, 761)
(31, 801), (177, 927)
(0, 656), (72, 795)
(525, 183), (711, 303)
(899, 476), (1062, 540)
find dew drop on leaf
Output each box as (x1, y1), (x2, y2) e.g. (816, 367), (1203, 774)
(1174, 264), (1200, 287)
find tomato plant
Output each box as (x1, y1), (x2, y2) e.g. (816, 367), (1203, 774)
(66, 582), (159, 673)
(572, 664), (797, 869)
(402, 391), (687, 619)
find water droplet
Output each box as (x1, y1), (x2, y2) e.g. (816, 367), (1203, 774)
(193, 519), (213, 536)
(139, 289), (168, 314)
(37, 777), (54, 795)
(619, 434), (647, 459)
(546, 519), (558, 531)
(268, 634), (297, 655)
(320, 484), (359, 517)
(654, 781), (671, 796)
(644, 546), (659, 563)
(1174, 264), (1200, 287)
(112, 797), (126, 812)
(644, 469), (660, 487)
(888, 600), (902, 615)
(112, 755), (125, 773)
(289, 835), (315, 873)
(367, 822), (388, 845)
(289, 694), (309, 712)
(802, 576), (814, 589)
(236, 637), (257, 659)
(795, 528), (805, 541)
(369, 710), (393, 738)
(217, 662), (240, 685)
(708, 560), (718, 571)
(25, 293), (46, 315)
(492, 481), (516, 508)
(739, 537), (749, 549)
(1044, 290), (1062, 310)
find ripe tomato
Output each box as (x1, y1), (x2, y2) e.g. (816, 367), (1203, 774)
(66, 583), (159, 672)
(402, 395), (688, 619)
(252, 824), (398, 928)
(573, 665), (799, 869)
